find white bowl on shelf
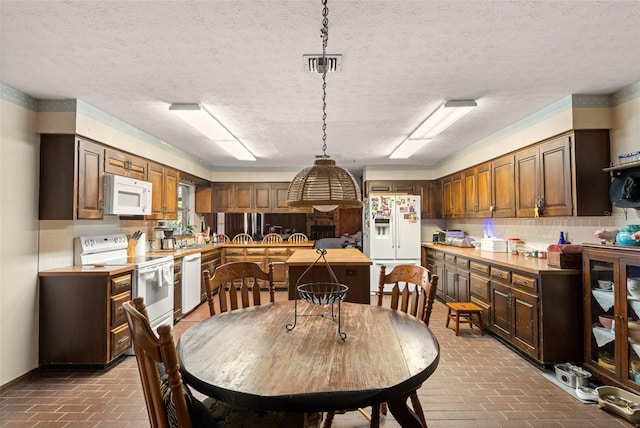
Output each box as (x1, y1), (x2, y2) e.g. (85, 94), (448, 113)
(598, 280), (613, 290)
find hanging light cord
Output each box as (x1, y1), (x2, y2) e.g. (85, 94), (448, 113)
(321, 0), (329, 159)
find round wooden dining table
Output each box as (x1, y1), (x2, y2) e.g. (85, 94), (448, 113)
(177, 300), (440, 427)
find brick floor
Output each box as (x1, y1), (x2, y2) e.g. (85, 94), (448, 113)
(0, 294), (634, 427)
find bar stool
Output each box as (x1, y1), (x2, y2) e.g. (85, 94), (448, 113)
(445, 302), (485, 336)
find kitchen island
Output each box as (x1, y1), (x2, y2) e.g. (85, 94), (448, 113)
(286, 248), (372, 304)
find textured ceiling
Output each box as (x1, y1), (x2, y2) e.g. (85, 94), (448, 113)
(1, 1), (639, 177)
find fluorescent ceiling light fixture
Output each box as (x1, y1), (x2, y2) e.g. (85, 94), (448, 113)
(389, 138), (431, 159)
(410, 100), (477, 140)
(169, 103), (256, 161)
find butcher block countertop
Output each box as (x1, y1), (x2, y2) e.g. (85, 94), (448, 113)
(423, 243), (580, 275)
(39, 265), (135, 276)
(285, 248), (372, 266)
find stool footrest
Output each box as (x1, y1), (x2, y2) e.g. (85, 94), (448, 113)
(445, 302), (485, 336)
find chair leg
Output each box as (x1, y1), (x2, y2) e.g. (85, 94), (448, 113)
(476, 312), (485, 336)
(445, 306), (451, 328)
(322, 411), (335, 428)
(410, 392), (428, 427)
(454, 311), (460, 336)
(380, 401), (388, 415)
(369, 404), (380, 428)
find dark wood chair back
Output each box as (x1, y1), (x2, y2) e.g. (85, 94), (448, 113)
(203, 262), (275, 316)
(377, 264), (439, 326)
(123, 297), (192, 428)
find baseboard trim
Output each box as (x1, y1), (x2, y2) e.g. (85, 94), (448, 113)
(0, 366), (41, 394)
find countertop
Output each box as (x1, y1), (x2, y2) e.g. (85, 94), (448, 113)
(39, 241), (316, 274)
(285, 248), (372, 266)
(423, 243), (580, 275)
(39, 265), (136, 276)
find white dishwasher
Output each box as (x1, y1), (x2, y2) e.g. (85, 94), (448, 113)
(181, 253), (202, 315)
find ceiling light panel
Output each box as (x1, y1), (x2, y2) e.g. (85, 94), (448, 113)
(410, 100), (477, 140)
(169, 103), (255, 161)
(389, 139), (431, 159)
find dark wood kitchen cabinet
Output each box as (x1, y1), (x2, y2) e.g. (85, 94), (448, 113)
(418, 180), (437, 219)
(426, 245), (582, 365)
(201, 248), (222, 300)
(515, 130), (610, 217)
(104, 148), (147, 180)
(491, 154), (516, 218)
(469, 260), (491, 326)
(233, 183), (271, 212)
(39, 267), (135, 367)
(195, 184), (213, 213)
(582, 245), (640, 393)
(40, 134), (105, 220)
(212, 183), (233, 212)
(443, 253), (470, 303)
(463, 162), (492, 218)
(490, 268), (539, 359)
(365, 180), (418, 196)
(146, 162), (179, 220)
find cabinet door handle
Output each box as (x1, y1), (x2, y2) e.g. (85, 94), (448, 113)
(117, 336), (130, 344)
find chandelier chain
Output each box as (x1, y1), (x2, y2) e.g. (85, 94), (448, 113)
(321, 0), (329, 158)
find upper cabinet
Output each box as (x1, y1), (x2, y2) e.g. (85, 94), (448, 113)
(365, 180), (418, 196)
(464, 162), (492, 218)
(440, 173), (464, 218)
(418, 180), (437, 219)
(195, 184), (213, 214)
(40, 135), (105, 220)
(104, 148), (147, 180)
(515, 130), (610, 217)
(146, 162), (179, 220)
(201, 182), (312, 214)
(491, 155), (516, 218)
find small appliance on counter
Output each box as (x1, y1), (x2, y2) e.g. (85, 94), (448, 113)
(152, 226), (177, 251)
(480, 238), (508, 252)
(445, 237), (475, 247)
(437, 230), (465, 243)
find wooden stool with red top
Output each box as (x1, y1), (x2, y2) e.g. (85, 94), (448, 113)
(445, 302), (485, 336)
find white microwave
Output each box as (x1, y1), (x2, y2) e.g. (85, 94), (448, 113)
(104, 174), (152, 216)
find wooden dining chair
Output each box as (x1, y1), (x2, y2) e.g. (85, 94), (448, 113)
(323, 264), (438, 428)
(202, 262), (276, 316)
(263, 232), (283, 243)
(232, 233), (253, 244)
(123, 297), (308, 427)
(288, 232), (309, 243)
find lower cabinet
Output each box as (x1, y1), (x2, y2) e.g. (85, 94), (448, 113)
(490, 278), (539, 359)
(426, 245), (582, 365)
(443, 254), (470, 302)
(221, 244), (314, 289)
(39, 268), (134, 367)
(469, 260), (491, 327)
(174, 258), (183, 321)
(200, 248), (222, 300)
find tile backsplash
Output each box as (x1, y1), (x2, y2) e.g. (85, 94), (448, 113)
(422, 209), (640, 251)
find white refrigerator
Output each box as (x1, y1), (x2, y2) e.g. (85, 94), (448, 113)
(363, 195), (422, 293)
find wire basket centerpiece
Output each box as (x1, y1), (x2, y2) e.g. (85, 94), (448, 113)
(285, 249), (349, 340)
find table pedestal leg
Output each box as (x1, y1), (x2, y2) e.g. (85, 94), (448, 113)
(387, 391), (424, 428)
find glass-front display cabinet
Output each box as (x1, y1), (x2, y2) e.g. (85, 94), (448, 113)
(583, 244), (640, 392)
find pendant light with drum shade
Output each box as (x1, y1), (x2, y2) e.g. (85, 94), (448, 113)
(287, 0), (362, 213)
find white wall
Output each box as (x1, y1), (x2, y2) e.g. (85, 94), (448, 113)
(0, 99), (40, 385)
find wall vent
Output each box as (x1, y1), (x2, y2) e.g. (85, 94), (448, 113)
(303, 54), (342, 73)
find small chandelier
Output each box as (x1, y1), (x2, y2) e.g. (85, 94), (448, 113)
(287, 0), (362, 213)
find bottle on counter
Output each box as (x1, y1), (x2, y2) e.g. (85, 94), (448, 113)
(558, 231), (567, 245)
